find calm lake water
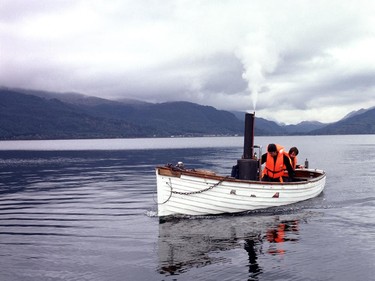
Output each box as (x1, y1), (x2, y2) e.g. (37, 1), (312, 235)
(0, 135), (374, 281)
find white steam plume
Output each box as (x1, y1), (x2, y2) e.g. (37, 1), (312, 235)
(236, 32), (279, 111)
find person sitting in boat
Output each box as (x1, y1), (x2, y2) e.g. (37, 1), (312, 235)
(261, 143), (295, 182)
(282, 146), (301, 181)
(287, 147), (299, 169)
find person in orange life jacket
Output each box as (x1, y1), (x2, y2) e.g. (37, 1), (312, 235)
(282, 146), (300, 181)
(288, 147), (299, 169)
(261, 143), (295, 182)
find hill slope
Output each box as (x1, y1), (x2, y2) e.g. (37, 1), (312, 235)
(0, 89), (145, 139)
(310, 108), (375, 135)
(0, 88), (244, 139)
(284, 121), (326, 134)
(1, 87), (374, 139)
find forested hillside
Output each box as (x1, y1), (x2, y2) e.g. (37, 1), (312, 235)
(1, 87), (374, 140)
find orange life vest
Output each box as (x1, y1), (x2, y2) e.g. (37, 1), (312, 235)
(283, 153), (297, 177)
(263, 144), (285, 180)
(266, 223), (286, 255)
(292, 156), (297, 169)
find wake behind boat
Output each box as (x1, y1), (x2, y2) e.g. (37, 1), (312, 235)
(155, 113), (326, 217)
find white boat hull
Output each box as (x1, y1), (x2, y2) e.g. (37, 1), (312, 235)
(156, 166), (326, 217)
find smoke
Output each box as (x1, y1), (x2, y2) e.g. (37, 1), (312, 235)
(236, 32), (280, 111)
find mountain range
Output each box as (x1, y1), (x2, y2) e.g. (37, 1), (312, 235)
(0, 87), (374, 140)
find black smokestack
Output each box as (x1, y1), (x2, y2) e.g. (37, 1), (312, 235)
(243, 112), (255, 159)
(236, 112), (258, 180)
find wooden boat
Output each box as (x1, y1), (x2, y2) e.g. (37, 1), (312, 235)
(156, 165), (326, 217)
(155, 113), (326, 217)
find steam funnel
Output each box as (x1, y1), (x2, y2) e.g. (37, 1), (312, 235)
(237, 112), (258, 180)
(243, 113), (255, 159)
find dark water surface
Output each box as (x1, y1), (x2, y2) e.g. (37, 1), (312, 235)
(0, 136), (374, 281)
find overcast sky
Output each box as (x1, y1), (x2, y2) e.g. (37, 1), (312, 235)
(1, 0), (374, 124)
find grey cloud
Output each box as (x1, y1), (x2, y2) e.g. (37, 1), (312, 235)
(1, 0), (374, 124)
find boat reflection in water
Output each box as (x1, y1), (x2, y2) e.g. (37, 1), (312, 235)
(157, 213), (307, 278)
